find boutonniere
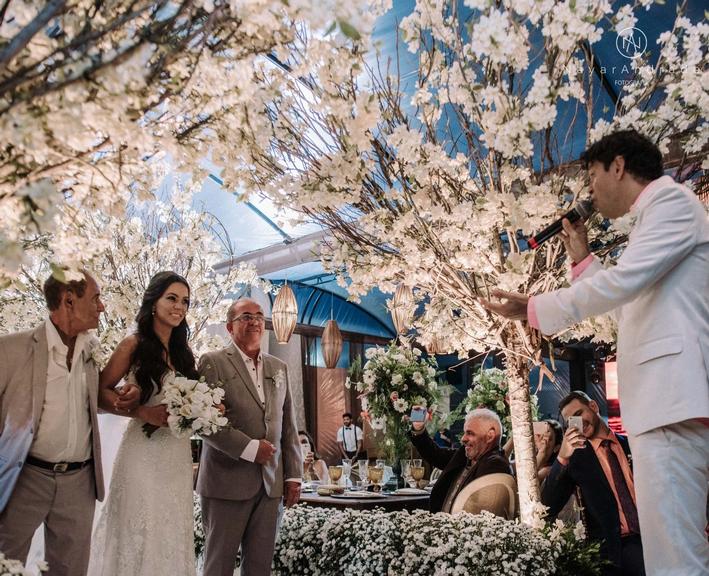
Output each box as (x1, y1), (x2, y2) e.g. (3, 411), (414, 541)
(273, 369), (286, 389)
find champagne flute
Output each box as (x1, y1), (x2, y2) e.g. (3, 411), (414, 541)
(341, 458), (352, 489)
(357, 459), (369, 487)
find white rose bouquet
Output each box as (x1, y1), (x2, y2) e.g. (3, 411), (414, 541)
(0, 552), (47, 575)
(347, 342), (442, 462)
(143, 373), (228, 438)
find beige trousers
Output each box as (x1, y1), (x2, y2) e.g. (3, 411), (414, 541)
(201, 488), (281, 576)
(0, 462), (95, 576)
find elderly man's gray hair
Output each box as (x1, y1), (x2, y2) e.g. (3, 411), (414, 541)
(465, 408), (503, 440)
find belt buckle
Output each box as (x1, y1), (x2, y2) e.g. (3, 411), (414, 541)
(53, 462), (69, 473)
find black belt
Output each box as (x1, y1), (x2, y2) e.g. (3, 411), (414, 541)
(26, 455), (92, 473)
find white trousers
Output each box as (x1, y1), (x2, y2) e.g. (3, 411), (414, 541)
(629, 420), (709, 576)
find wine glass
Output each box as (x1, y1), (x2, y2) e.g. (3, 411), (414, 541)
(367, 466), (384, 491)
(357, 459), (369, 488)
(401, 459), (412, 487)
(328, 465), (343, 485)
(341, 458), (352, 488)
(412, 458), (422, 468)
(411, 465), (425, 488)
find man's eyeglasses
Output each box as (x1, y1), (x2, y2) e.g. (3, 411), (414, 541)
(231, 313), (265, 323)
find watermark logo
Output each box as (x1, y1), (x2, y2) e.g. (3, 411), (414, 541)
(616, 27), (647, 59)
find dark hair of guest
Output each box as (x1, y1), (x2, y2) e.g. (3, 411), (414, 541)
(298, 430), (322, 460)
(580, 129), (663, 182)
(132, 271), (199, 404)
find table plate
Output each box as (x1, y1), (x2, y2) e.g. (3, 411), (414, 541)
(393, 488), (429, 496)
(330, 491), (387, 499)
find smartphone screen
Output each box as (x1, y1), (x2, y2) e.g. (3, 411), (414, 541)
(409, 407), (427, 422)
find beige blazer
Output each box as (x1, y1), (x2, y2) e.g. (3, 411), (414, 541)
(0, 322), (104, 512)
(196, 343), (302, 500)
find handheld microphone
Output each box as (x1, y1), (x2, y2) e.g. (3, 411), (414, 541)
(527, 199), (595, 249)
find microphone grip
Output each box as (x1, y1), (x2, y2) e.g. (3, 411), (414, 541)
(528, 202), (591, 249)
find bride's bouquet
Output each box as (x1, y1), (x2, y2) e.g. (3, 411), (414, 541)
(0, 551), (47, 574)
(143, 373), (228, 438)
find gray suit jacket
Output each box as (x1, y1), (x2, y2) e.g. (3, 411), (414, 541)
(196, 343), (302, 500)
(0, 322), (104, 512)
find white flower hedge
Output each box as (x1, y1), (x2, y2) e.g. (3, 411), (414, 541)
(273, 506), (603, 576)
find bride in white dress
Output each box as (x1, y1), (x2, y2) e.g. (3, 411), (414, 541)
(88, 271), (199, 576)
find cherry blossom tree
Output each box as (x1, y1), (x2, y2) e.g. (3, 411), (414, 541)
(231, 0), (707, 524)
(0, 179), (270, 360)
(0, 0), (372, 284)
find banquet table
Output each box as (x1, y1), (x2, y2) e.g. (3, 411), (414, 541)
(299, 491), (430, 511)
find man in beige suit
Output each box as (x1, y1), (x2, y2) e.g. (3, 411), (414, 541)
(198, 298), (302, 576)
(0, 271), (134, 575)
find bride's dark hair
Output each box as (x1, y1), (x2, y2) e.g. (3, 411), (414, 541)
(132, 271), (199, 404)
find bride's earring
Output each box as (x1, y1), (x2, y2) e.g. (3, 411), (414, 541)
(152, 308), (156, 316)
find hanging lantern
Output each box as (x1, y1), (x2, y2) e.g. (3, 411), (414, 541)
(390, 284), (415, 335)
(322, 319), (343, 369)
(271, 284), (298, 344)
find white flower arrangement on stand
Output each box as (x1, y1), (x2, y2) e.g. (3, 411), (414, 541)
(272, 506), (603, 576)
(0, 552), (47, 575)
(143, 373), (228, 438)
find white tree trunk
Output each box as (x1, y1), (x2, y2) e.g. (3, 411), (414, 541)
(506, 357), (540, 526)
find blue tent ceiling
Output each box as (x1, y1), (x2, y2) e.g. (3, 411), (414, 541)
(196, 0), (700, 337)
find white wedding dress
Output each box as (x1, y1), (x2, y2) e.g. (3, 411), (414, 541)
(88, 373), (196, 576)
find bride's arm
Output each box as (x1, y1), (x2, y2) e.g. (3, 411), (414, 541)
(98, 336), (141, 416)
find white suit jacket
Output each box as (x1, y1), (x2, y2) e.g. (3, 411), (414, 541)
(534, 176), (709, 436)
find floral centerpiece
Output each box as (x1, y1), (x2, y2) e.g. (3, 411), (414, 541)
(461, 367), (538, 440)
(347, 343), (442, 464)
(143, 373), (228, 438)
(272, 505), (604, 576)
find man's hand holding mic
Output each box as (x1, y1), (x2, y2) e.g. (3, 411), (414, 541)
(481, 215), (592, 321)
(560, 217), (590, 264)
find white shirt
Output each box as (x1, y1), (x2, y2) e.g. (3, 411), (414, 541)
(337, 425), (363, 452)
(30, 321), (93, 462)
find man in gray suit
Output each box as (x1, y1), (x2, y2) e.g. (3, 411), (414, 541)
(0, 271), (135, 575)
(198, 298), (302, 576)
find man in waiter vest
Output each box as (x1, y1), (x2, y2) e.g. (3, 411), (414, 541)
(337, 413), (363, 461)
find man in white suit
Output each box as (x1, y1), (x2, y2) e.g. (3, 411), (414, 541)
(197, 298), (302, 576)
(482, 130), (709, 576)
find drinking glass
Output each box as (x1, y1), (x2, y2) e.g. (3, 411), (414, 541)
(328, 465), (343, 485)
(367, 466), (384, 491)
(401, 459), (412, 486)
(341, 458), (352, 488)
(357, 459), (368, 482)
(412, 458), (422, 468)
(411, 465), (425, 487)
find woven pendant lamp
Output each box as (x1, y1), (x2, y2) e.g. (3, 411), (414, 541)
(322, 319), (343, 369)
(390, 284), (415, 335)
(271, 284), (298, 344)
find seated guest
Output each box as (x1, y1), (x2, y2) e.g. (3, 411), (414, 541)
(534, 418), (562, 482)
(542, 391), (645, 576)
(410, 408), (511, 514)
(298, 431), (329, 483)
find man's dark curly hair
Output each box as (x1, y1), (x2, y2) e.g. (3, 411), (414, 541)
(580, 129), (663, 182)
